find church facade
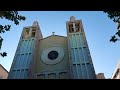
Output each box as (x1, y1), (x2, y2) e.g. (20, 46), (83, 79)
(8, 16), (96, 79)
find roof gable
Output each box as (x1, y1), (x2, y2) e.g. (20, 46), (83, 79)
(42, 35), (67, 40)
(0, 64), (8, 73)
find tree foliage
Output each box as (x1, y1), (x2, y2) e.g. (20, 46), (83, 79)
(0, 11), (26, 57)
(0, 11), (119, 57)
(104, 11), (120, 43)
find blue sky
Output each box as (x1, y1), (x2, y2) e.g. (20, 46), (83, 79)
(0, 11), (120, 79)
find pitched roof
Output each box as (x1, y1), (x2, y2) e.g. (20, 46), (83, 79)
(42, 35), (67, 40)
(0, 64), (8, 73)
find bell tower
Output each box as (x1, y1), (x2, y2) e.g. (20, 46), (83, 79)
(66, 16), (96, 79)
(8, 21), (43, 79)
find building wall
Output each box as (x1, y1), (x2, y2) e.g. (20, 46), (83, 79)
(111, 61), (120, 79)
(8, 21), (43, 79)
(35, 35), (70, 79)
(111, 69), (120, 79)
(8, 17), (97, 79)
(96, 73), (105, 79)
(66, 16), (96, 79)
(0, 65), (8, 79)
(8, 27), (35, 79)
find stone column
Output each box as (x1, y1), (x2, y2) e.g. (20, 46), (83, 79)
(29, 27), (32, 38)
(73, 23), (76, 32)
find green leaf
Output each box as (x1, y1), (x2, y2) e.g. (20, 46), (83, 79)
(0, 52), (7, 57)
(0, 11), (26, 57)
(116, 31), (120, 37)
(0, 37), (3, 49)
(110, 35), (118, 43)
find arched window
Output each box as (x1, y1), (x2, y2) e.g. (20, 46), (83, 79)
(31, 28), (36, 37)
(69, 24), (74, 33)
(24, 29), (29, 39)
(75, 23), (80, 32)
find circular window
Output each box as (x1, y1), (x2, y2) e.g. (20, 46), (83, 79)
(41, 46), (64, 65)
(48, 51), (59, 60)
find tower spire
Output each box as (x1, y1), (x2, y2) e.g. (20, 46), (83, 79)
(32, 21), (38, 26)
(66, 16), (96, 79)
(70, 16), (75, 21)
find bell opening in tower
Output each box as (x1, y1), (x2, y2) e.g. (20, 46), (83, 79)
(32, 28), (36, 37)
(24, 29), (29, 39)
(75, 23), (80, 32)
(69, 24), (74, 33)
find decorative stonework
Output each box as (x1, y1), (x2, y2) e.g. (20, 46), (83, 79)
(70, 16), (75, 22)
(41, 46), (64, 65)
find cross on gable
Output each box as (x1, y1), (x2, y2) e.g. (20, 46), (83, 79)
(52, 32), (55, 35)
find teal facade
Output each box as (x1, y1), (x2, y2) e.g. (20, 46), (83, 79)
(8, 17), (96, 79)
(66, 16), (96, 79)
(8, 21), (42, 79)
(8, 32), (35, 79)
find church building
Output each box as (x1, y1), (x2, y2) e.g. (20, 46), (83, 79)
(8, 16), (96, 79)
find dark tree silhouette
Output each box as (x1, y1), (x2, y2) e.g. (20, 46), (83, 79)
(0, 11), (119, 57)
(104, 11), (120, 43)
(0, 11), (26, 57)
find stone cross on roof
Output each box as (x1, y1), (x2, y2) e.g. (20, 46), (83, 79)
(52, 32), (55, 35)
